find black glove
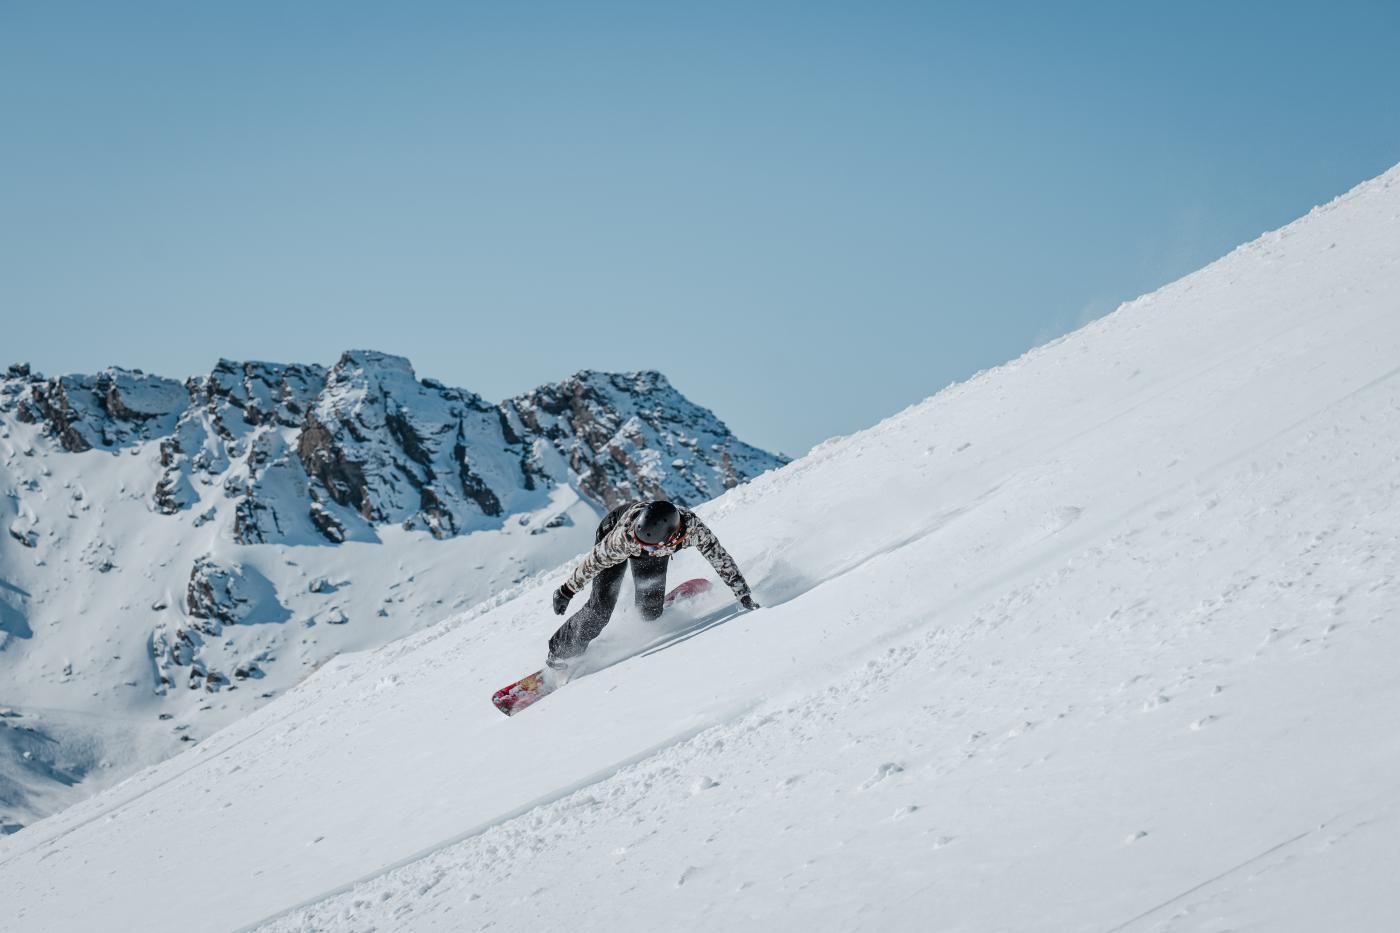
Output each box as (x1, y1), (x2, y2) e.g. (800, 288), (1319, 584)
(740, 594), (760, 611)
(552, 584), (576, 616)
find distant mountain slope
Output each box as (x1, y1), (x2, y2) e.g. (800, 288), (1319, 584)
(0, 357), (783, 831)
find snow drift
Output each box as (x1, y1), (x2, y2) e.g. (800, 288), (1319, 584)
(4, 163), (1400, 932)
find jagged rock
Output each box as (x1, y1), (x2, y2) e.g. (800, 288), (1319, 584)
(503, 370), (786, 509)
(184, 557), (287, 636)
(12, 368), (188, 452)
(185, 558), (243, 636)
(232, 498), (265, 544)
(151, 625), (195, 672)
(195, 359), (326, 433)
(308, 500), (345, 543)
(156, 361), (321, 533)
(2, 353), (784, 551)
(296, 352), (517, 541)
(151, 599), (263, 696)
(14, 377), (90, 452)
(530, 512), (575, 535)
(153, 444), (193, 514)
(8, 523), (37, 548)
(232, 662), (263, 680)
(298, 412), (373, 520)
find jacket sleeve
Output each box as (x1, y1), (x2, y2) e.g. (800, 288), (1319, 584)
(684, 513), (752, 602)
(563, 520), (636, 593)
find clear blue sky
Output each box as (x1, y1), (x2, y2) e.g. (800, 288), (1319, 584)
(3, 1), (1398, 457)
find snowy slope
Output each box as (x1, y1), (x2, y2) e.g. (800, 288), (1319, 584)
(4, 163), (1400, 932)
(0, 360), (782, 831)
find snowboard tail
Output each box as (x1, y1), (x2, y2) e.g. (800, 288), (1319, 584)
(492, 670), (556, 716)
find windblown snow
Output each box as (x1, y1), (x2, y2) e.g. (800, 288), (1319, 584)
(4, 163), (1400, 931)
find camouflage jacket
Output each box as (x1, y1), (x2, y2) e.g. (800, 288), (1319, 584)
(563, 502), (752, 601)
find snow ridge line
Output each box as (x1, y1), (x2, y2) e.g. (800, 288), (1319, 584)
(235, 704), (759, 933)
(1101, 829), (1314, 933)
(1101, 783), (1400, 933)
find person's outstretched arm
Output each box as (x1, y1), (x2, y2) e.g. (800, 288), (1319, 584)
(684, 512), (758, 608)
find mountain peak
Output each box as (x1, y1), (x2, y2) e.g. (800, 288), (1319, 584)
(331, 349), (417, 377)
(566, 369), (673, 392)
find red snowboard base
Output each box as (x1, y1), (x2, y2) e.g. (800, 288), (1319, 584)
(492, 577), (714, 716)
(663, 576), (712, 607)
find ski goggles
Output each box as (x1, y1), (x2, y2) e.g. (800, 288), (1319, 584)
(634, 525), (685, 552)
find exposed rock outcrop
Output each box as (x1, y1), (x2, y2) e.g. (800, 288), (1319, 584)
(503, 370), (784, 509)
(3, 353), (785, 546)
(185, 556), (288, 629)
(9, 368), (188, 452)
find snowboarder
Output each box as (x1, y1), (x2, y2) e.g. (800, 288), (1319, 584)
(546, 499), (759, 674)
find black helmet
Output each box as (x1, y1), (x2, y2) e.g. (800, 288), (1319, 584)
(633, 500), (683, 547)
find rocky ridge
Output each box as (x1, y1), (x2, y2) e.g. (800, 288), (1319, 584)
(4, 352), (781, 547)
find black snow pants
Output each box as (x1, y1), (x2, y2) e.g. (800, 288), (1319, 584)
(548, 503), (668, 661)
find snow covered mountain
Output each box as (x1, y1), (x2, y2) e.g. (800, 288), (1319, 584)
(5, 161), (1400, 932)
(0, 356), (783, 832)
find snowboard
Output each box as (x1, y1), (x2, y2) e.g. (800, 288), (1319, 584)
(663, 576), (713, 607)
(491, 577), (715, 717)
